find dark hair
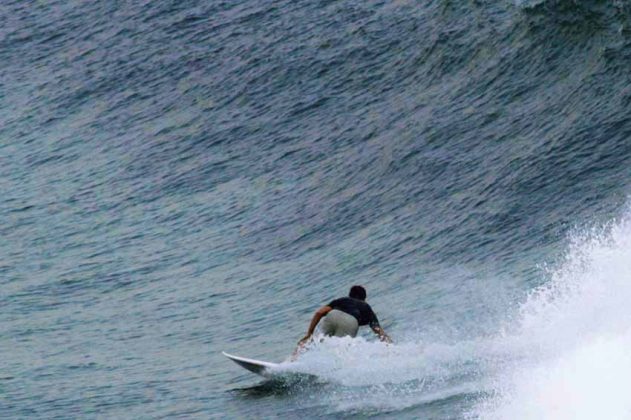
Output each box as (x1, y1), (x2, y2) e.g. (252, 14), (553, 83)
(349, 285), (366, 300)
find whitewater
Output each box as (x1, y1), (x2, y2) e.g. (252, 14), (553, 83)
(476, 209), (631, 419)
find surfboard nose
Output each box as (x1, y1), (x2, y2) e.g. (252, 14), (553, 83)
(222, 351), (277, 377)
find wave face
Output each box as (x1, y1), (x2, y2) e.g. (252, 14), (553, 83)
(2, 0), (631, 418)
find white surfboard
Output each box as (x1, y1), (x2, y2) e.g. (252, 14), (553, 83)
(222, 351), (280, 378)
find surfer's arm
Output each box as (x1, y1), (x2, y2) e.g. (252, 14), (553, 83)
(298, 305), (332, 344)
(371, 325), (392, 343)
(369, 312), (392, 343)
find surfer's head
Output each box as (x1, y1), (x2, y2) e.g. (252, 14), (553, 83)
(349, 285), (367, 301)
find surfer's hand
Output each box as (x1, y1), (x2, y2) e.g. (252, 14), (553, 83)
(298, 335), (311, 346)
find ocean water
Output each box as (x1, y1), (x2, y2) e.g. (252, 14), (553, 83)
(2, 0), (631, 418)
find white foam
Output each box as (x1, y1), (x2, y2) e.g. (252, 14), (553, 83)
(475, 209), (631, 419)
(275, 334), (487, 412)
(284, 336), (430, 386)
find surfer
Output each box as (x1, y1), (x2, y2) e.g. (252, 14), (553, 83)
(297, 285), (392, 350)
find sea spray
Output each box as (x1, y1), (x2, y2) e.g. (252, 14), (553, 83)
(476, 209), (631, 419)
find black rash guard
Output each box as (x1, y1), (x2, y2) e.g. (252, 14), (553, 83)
(327, 297), (380, 329)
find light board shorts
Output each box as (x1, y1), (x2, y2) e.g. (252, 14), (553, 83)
(320, 309), (359, 338)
